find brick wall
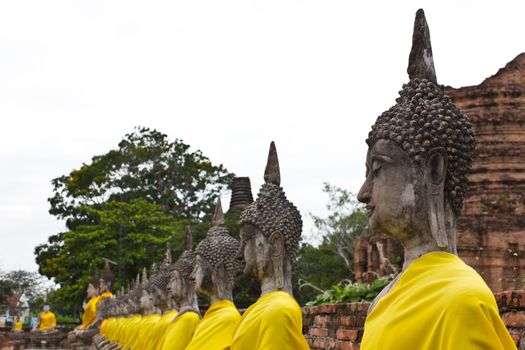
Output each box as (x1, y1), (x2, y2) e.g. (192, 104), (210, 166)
(303, 290), (525, 350)
(303, 302), (369, 350)
(496, 290), (525, 349)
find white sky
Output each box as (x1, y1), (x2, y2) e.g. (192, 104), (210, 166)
(1, 0), (524, 274)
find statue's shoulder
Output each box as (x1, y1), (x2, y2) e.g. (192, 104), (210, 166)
(258, 291), (301, 320)
(437, 256), (495, 306)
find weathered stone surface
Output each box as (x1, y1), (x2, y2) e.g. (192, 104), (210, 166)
(446, 53), (525, 292)
(407, 9), (437, 84)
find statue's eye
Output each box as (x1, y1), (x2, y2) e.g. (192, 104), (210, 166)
(372, 161), (382, 175)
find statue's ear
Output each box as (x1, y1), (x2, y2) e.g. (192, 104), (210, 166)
(425, 148), (448, 249)
(269, 231), (285, 289)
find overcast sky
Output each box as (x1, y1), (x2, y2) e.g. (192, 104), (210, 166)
(1, 0), (524, 275)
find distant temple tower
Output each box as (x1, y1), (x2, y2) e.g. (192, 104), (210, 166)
(228, 177), (254, 213)
(446, 53), (525, 292)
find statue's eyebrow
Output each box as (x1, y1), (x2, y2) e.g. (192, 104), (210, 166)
(371, 154), (394, 163)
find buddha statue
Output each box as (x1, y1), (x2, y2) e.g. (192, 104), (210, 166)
(99, 260), (115, 302)
(97, 275), (142, 350)
(100, 297), (132, 350)
(127, 268), (163, 350)
(67, 273), (103, 347)
(145, 244), (179, 350)
(158, 227), (201, 350)
(230, 142), (309, 350)
(185, 199), (241, 350)
(34, 303), (56, 333)
(358, 9), (516, 350)
(119, 275), (145, 350)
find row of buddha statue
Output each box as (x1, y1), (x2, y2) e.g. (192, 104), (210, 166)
(68, 141), (309, 350)
(66, 8), (518, 349)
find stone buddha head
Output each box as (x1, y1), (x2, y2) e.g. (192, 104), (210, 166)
(192, 199), (240, 302)
(43, 303), (51, 312)
(239, 142), (302, 295)
(357, 9), (475, 256)
(86, 273), (101, 299)
(124, 273), (143, 315)
(168, 227), (198, 312)
(99, 260), (115, 293)
(148, 244), (173, 311)
(139, 268), (155, 314)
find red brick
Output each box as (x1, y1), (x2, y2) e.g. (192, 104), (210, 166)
(336, 329), (359, 341)
(309, 327), (329, 337)
(319, 304), (336, 314)
(509, 331), (520, 346)
(303, 306), (319, 315)
(517, 290), (525, 308)
(337, 340), (359, 350)
(502, 311), (525, 327)
(314, 315), (329, 326)
(338, 315), (356, 327)
(312, 338), (326, 349)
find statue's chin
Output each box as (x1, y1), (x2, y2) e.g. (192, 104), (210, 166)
(243, 264), (256, 278)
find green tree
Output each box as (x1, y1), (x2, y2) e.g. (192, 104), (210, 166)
(38, 199), (207, 315)
(310, 183), (370, 272)
(47, 126), (233, 230)
(293, 243), (350, 305)
(293, 183), (371, 305)
(35, 127), (234, 315)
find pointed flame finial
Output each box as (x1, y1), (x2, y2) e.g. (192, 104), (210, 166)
(407, 9), (437, 84)
(163, 242), (172, 265)
(264, 141), (281, 186)
(141, 267), (148, 286)
(212, 198), (225, 227)
(184, 226), (193, 251)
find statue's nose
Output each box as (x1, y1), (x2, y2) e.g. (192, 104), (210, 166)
(357, 179), (371, 204)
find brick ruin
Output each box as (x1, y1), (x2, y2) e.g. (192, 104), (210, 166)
(352, 233), (403, 283)
(447, 53), (525, 292)
(352, 53), (525, 291)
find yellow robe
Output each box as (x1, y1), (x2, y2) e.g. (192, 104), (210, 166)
(150, 310), (178, 350)
(80, 296), (99, 329)
(230, 290), (309, 350)
(158, 311), (200, 350)
(185, 299), (241, 350)
(100, 317), (113, 336)
(132, 313), (161, 350)
(38, 311), (56, 331)
(361, 252), (517, 350)
(121, 315), (142, 348)
(99, 291), (113, 301)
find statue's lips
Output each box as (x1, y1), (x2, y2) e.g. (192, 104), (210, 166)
(366, 205), (375, 217)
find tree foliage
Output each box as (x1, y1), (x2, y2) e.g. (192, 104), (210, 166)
(35, 127), (234, 315)
(310, 183), (370, 272)
(293, 183), (371, 305)
(293, 242), (350, 305)
(48, 126), (233, 230)
(305, 275), (394, 306)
